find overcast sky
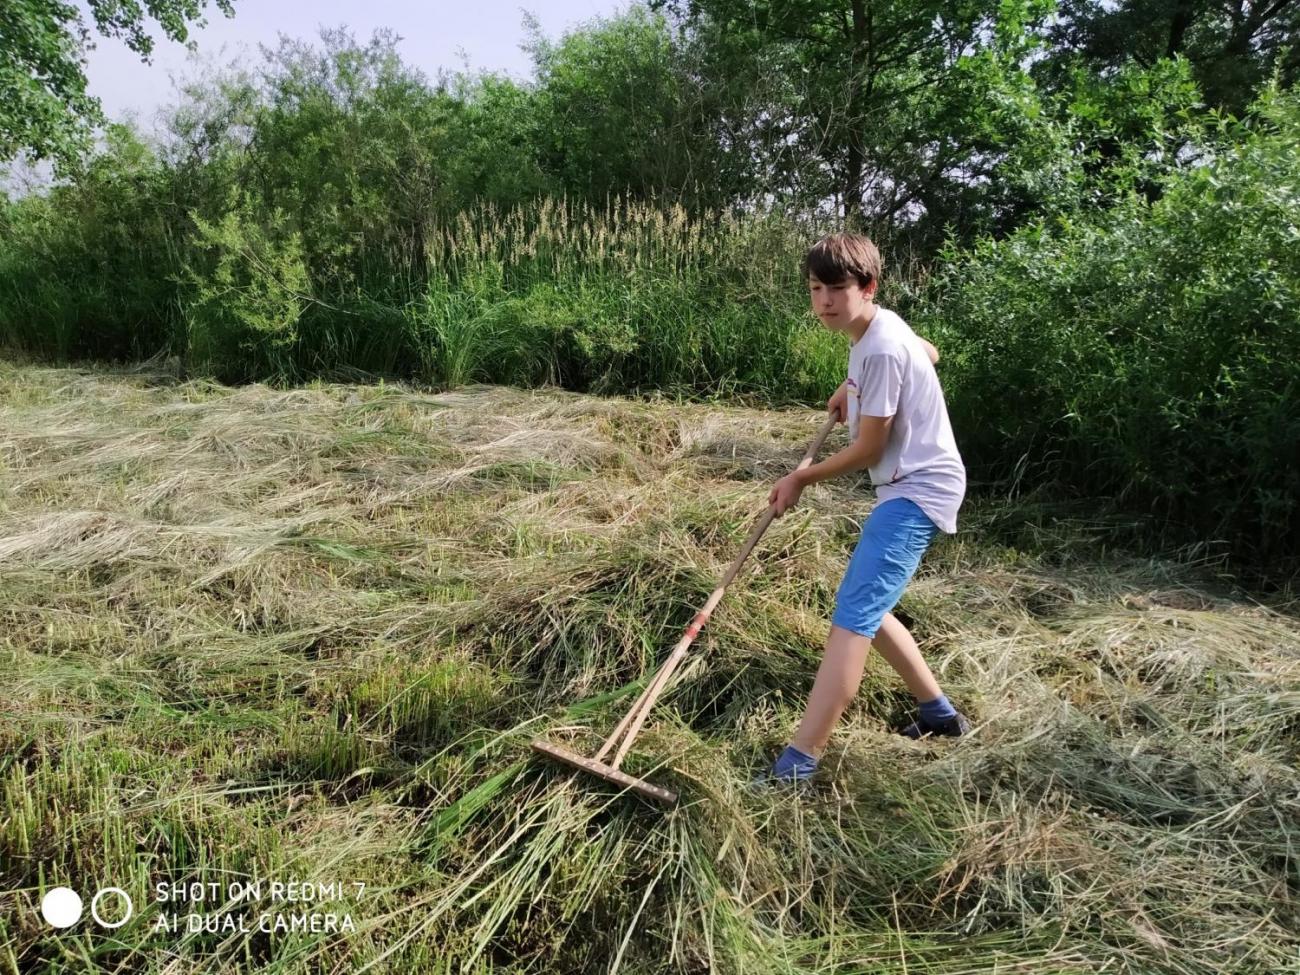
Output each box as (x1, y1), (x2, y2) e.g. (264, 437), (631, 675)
(79, 0), (632, 133)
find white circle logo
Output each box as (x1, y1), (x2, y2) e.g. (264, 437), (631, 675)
(90, 887), (134, 928)
(41, 887), (83, 928)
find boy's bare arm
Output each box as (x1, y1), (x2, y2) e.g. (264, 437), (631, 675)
(920, 338), (939, 365)
(827, 380), (850, 421)
(797, 414), (892, 487)
(768, 414), (891, 515)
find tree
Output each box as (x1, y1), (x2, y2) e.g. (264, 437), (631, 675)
(1039, 0), (1300, 115)
(522, 6), (750, 212)
(0, 0), (236, 168)
(650, 0), (1060, 240)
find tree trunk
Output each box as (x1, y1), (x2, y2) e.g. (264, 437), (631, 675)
(1165, 0), (1198, 58)
(843, 0), (871, 224)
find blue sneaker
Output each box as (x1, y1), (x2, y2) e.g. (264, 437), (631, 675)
(899, 710), (972, 739)
(749, 744), (818, 792)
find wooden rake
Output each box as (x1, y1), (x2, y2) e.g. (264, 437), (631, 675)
(532, 414), (838, 805)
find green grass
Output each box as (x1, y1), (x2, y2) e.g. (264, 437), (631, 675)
(1, 358), (1297, 973)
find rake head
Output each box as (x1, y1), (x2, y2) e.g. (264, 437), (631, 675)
(530, 739), (677, 805)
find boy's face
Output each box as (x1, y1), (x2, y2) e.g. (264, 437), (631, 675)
(808, 274), (875, 332)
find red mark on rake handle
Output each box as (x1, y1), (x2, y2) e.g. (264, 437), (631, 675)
(683, 613), (709, 640)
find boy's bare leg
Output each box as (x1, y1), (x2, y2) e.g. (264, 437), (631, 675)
(788, 624), (871, 758)
(790, 612), (943, 758)
(869, 611), (943, 702)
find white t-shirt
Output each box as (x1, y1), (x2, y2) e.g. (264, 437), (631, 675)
(845, 306), (966, 534)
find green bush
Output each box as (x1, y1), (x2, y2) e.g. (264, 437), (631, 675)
(0, 125), (178, 360)
(400, 262), (840, 399)
(922, 85), (1300, 566)
(182, 193), (312, 383)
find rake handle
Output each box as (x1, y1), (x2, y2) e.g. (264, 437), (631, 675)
(596, 413), (838, 769)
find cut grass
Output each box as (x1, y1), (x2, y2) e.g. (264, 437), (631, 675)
(1, 358), (1297, 973)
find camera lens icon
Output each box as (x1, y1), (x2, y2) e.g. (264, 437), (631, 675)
(91, 887), (134, 928)
(41, 886), (134, 929)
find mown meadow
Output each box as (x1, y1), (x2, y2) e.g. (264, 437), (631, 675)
(2, 360), (1297, 973)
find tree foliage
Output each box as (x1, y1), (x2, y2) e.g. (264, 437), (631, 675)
(650, 0), (1063, 239)
(1, 0), (235, 167)
(1039, 0), (1300, 115)
(521, 5), (752, 211)
(922, 84), (1300, 566)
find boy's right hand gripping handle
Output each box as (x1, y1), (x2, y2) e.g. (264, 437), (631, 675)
(729, 412), (838, 583)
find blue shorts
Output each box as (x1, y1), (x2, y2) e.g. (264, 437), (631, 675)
(830, 497), (939, 639)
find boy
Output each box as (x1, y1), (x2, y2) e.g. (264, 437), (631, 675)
(756, 232), (970, 787)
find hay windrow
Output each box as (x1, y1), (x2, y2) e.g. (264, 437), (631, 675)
(2, 360), (1297, 974)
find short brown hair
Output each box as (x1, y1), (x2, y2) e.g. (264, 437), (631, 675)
(801, 233), (882, 291)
